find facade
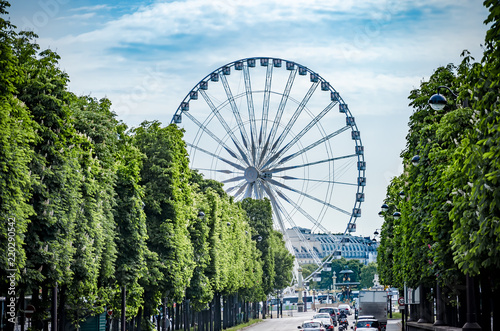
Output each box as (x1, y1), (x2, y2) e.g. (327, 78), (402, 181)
(286, 227), (378, 265)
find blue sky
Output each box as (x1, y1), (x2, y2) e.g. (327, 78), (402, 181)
(7, 0), (490, 238)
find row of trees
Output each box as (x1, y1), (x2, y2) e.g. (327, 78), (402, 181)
(303, 258), (378, 291)
(0, 1), (294, 329)
(377, 0), (499, 328)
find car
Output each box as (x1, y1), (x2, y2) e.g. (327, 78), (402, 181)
(352, 318), (380, 331)
(312, 313), (334, 330)
(317, 307), (338, 324)
(338, 303), (351, 315)
(298, 319), (327, 331)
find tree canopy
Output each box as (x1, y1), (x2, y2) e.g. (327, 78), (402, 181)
(377, 0), (500, 294)
(0, 4), (295, 328)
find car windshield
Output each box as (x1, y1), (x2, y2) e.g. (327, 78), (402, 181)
(357, 320), (379, 328)
(314, 314), (330, 319)
(303, 322), (321, 328)
(318, 308), (332, 313)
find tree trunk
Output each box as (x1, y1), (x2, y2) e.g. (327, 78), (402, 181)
(51, 283), (58, 331)
(58, 286), (66, 331)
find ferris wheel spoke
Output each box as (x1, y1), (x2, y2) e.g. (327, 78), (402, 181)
(220, 74), (251, 150)
(265, 81), (320, 166)
(183, 111), (247, 164)
(221, 176), (246, 184)
(226, 181), (246, 194)
(266, 178), (352, 216)
(243, 64), (258, 163)
(273, 188), (332, 237)
(186, 143), (246, 171)
(194, 168), (240, 175)
(258, 64), (273, 147)
(276, 175), (358, 186)
(261, 182), (296, 235)
(264, 153), (357, 173)
(270, 197), (322, 265)
(233, 182), (249, 199)
(198, 90), (251, 166)
(278, 125), (350, 165)
(262, 100), (337, 169)
(259, 69), (297, 166)
(244, 182), (254, 198)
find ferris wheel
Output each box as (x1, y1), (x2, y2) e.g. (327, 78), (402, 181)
(171, 57), (365, 269)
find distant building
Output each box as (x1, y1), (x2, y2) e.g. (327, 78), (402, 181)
(286, 227), (378, 265)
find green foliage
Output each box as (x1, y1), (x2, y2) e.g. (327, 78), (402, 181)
(378, 0), (500, 293)
(0, 3), (35, 282)
(359, 262), (377, 289)
(0, 1), (293, 325)
(307, 257), (363, 290)
(133, 121), (195, 304)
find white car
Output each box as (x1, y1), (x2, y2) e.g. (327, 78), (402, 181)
(312, 313), (334, 330)
(298, 319), (327, 331)
(338, 303), (351, 315)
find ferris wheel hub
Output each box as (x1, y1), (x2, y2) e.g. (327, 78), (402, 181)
(244, 166), (259, 183)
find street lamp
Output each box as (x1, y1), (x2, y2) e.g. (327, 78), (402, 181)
(393, 211), (401, 220)
(411, 155), (420, 166)
(428, 86), (458, 111)
(381, 203), (389, 212)
(252, 235), (262, 242)
(332, 272), (337, 303)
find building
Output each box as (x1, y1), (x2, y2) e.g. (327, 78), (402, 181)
(286, 227), (378, 265)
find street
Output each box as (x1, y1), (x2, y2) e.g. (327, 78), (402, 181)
(242, 310), (402, 331)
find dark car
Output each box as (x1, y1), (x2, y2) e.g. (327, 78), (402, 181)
(317, 307), (338, 325)
(353, 319), (380, 331)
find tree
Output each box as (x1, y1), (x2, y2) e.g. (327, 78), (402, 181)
(132, 121), (195, 309)
(241, 198), (276, 294)
(377, 2), (500, 325)
(359, 263), (377, 289)
(269, 231), (294, 290)
(0, 0), (35, 288)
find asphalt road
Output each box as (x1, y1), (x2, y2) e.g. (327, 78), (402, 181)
(242, 310), (401, 331)
(242, 310), (352, 331)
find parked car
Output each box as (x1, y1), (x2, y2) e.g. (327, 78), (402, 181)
(312, 313), (334, 330)
(317, 307), (338, 325)
(298, 319), (326, 331)
(352, 319), (380, 331)
(338, 303), (351, 315)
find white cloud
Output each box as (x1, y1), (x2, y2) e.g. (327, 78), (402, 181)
(18, 0), (489, 237)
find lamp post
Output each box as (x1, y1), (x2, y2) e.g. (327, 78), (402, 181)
(428, 86), (458, 111)
(332, 272), (337, 303)
(297, 267), (304, 312)
(426, 87), (480, 330)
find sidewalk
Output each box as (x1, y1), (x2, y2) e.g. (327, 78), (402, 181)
(387, 319), (402, 331)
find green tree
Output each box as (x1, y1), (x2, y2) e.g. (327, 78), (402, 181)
(359, 262), (377, 289)
(132, 121), (195, 309)
(269, 231), (294, 290)
(241, 198), (276, 295)
(0, 0), (36, 299)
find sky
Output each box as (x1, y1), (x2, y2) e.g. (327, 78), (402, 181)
(7, 0), (490, 239)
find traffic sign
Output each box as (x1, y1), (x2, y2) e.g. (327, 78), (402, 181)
(25, 304), (35, 318)
(398, 297), (405, 308)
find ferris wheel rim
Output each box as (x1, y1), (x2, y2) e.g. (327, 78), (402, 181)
(171, 57), (366, 268)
